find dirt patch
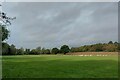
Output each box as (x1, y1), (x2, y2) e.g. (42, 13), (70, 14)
(66, 52), (118, 56)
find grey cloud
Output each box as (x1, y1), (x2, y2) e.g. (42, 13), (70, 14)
(2, 2), (118, 49)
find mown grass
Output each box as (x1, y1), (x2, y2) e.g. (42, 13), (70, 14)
(2, 55), (118, 78)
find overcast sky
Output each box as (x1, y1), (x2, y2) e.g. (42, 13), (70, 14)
(2, 2), (118, 49)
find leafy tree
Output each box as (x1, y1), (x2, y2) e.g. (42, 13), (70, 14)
(114, 42), (118, 44)
(108, 41), (113, 44)
(71, 47), (81, 52)
(44, 49), (51, 54)
(103, 44), (117, 52)
(17, 47), (24, 55)
(25, 49), (30, 54)
(0, 25), (10, 41)
(70, 47), (75, 52)
(30, 49), (37, 55)
(60, 45), (70, 54)
(20, 47), (24, 54)
(114, 42), (118, 47)
(82, 46), (89, 52)
(0, 5), (16, 55)
(0, 7), (16, 41)
(41, 48), (45, 54)
(9, 44), (16, 55)
(2, 42), (10, 55)
(16, 49), (22, 55)
(36, 46), (41, 54)
(94, 43), (103, 52)
(52, 48), (59, 54)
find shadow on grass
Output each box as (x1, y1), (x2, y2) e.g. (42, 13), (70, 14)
(1, 78), (119, 80)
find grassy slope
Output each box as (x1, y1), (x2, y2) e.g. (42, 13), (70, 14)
(2, 55), (118, 78)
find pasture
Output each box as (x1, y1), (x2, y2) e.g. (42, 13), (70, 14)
(2, 54), (118, 78)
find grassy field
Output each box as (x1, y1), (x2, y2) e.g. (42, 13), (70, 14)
(2, 55), (118, 78)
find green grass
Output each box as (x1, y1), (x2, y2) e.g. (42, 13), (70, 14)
(2, 55), (118, 78)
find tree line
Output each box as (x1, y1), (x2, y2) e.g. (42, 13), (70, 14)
(2, 41), (119, 55)
(2, 43), (70, 55)
(71, 41), (119, 52)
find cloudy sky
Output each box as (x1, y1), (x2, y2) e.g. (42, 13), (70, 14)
(2, 2), (118, 49)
